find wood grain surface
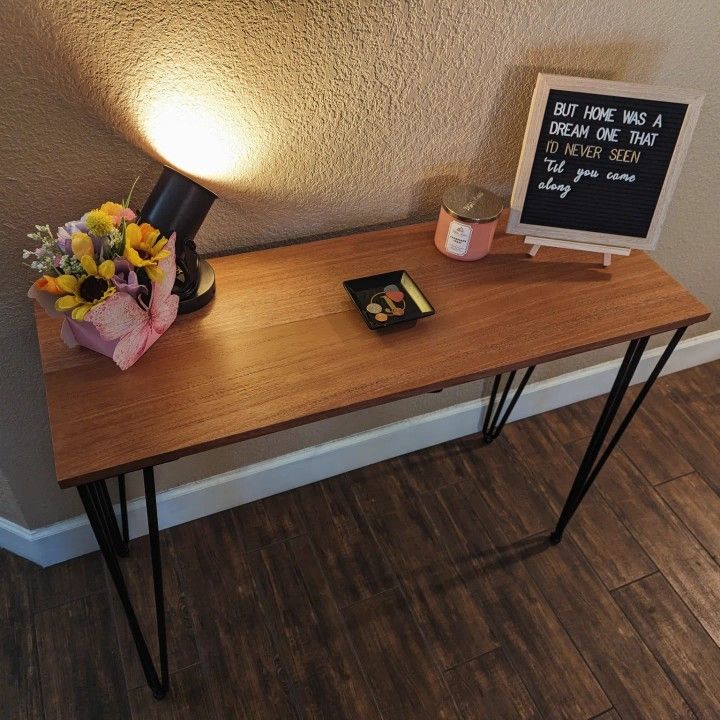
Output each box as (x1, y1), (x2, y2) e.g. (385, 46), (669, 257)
(33, 214), (709, 486)
(614, 572), (720, 719)
(444, 648), (542, 720)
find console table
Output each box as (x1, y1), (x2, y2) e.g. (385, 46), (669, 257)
(33, 214), (709, 699)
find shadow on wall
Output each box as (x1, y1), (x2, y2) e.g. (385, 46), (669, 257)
(237, 40), (666, 234)
(410, 41), (666, 219)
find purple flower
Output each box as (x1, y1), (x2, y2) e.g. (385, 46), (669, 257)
(112, 269), (148, 302)
(113, 257), (132, 276)
(55, 231), (70, 253)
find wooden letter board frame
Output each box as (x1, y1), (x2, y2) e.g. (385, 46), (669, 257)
(507, 73), (704, 251)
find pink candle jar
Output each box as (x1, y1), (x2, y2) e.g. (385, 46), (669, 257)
(434, 184), (503, 261)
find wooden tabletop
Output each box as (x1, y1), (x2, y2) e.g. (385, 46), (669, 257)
(35, 213), (709, 487)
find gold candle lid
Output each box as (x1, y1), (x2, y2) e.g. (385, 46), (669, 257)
(441, 184), (503, 223)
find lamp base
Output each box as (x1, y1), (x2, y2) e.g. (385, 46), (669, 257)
(178, 259), (215, 314)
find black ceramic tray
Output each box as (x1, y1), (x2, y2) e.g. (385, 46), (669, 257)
(343, 270), (435, 331)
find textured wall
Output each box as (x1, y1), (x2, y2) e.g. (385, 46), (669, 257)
(1, 0), (718, 528)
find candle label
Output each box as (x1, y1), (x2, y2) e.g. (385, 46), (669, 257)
(445, 220), (473, 256)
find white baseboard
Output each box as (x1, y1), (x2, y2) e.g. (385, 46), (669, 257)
(3, 328), (719, 567)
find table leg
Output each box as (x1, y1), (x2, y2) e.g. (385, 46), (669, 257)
(550, 327), (687, 543)
(94, 478), (129, 557)
(118, 473), (130, 553)
(483, 366), (536, 442)
(77, 467), (169, 699)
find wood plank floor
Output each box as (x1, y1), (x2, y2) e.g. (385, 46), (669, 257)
(4, 359), (720, 719)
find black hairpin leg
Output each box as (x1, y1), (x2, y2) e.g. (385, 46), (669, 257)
(118, 473), (130, 553)
(86, 474), (130, 557)
(78, 467), (169, 699)
(483, 366), (536, 442)
(550, 327), (687, 543)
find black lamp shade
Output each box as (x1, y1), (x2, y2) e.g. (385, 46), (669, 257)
(140, 166), (217, 312)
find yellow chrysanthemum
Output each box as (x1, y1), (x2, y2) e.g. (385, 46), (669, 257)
(85, 209), (115, 237)
(71, 231), (94, 259)
(99, 200), (136, 225)
(100, 201), (124, 219)
(123, 222), (170, 283)
(54, 256), (116, 321)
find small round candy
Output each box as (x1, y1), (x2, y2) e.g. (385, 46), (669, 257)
(366, 302), (382, 314)
(374, 312), (388, 322)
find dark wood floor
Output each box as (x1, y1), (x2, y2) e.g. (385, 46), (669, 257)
(4, 359), (720, 719)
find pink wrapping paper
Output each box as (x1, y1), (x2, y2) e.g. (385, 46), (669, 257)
(61, 317), (119, 358)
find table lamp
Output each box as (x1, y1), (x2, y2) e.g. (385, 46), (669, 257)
(139, 166), (217, 313)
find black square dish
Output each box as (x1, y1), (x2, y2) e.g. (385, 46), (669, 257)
(343, 270), (435, 331)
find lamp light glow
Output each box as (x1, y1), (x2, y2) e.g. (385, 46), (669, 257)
(141, 89), (248, 181)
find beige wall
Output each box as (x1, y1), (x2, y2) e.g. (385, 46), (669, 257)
(1, 0), (718, 529)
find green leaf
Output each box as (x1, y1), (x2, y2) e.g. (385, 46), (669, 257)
(117, 219), (126, 255)
(123, 176), (140, 211)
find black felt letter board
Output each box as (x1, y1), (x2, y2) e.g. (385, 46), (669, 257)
(520, 89), (687, 238)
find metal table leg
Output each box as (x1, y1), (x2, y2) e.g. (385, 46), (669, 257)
(483, 366), (536, 442)
(93, 477), (129, 557)
(118, 473), (130, 553)
(550, 327), (687, 543)
(78, 466), (169, 699)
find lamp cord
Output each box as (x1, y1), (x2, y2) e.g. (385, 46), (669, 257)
(173, 240), (201, 300)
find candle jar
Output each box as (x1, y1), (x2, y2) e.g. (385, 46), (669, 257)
(434, 184), (503, 261)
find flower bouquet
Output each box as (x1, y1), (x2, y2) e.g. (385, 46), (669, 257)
(24, 184), (179, 370)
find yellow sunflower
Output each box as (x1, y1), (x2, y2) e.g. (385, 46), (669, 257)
(54, 256), (116, 320)
(123, 222), (170, 283)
